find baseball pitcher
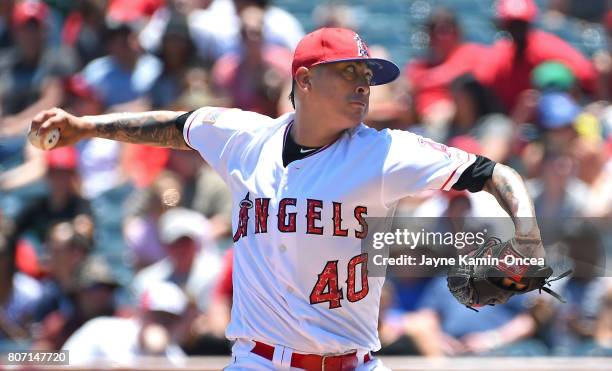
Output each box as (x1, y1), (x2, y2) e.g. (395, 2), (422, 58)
(29, 28), (556, 370)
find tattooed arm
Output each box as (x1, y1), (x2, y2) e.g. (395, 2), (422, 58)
(29, 108), (191, 150)
(483, 163), (544, 258)
(85, 111), (189, 149)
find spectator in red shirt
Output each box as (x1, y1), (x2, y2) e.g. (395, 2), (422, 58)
(403, 7), (489, 126)
(476, 0), (597, 113)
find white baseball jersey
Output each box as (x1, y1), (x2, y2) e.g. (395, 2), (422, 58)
(183, 109), (475, 353)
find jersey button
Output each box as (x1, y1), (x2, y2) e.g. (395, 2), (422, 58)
(286, 286), (294, 293)
(279, 244), (287, 252)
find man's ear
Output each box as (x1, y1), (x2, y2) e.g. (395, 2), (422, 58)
(295, 67), (312, 92)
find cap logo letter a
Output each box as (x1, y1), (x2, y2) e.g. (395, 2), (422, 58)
(354, 33), (369, 57)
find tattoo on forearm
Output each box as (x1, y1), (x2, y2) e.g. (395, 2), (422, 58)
(89, 111), (190, 150)
(485, 165), (525, 218)
(488, 176), (518, 218)
(485, 165), (542, 256)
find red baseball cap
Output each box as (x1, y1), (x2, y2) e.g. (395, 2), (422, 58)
(497, 0), (538, 23)
(292, 28), (400, 86)
(46, 147), (78, 170)
(65, 75), (97, 99)
(107, 0), (164, 22)
(13, 0), (49, 27)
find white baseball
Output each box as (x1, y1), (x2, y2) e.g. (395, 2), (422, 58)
(28, 127), (60, 150)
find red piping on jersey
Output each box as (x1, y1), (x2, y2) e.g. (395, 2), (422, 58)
(440, 153), (472, 190)
(282, 121), (340, 162)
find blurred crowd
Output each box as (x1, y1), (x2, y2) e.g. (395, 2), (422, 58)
(0, 0), (611, 364)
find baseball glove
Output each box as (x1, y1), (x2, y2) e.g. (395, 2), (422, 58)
(447, 237), (569, 311)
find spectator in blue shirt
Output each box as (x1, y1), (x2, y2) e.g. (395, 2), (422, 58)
(82, 19), (161, 110)
(410, 276), (546, 356)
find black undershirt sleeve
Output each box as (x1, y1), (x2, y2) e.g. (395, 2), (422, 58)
(174, 110), (194, 134)
(451, 155), (496, 193)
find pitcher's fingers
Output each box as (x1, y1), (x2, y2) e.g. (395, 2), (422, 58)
(38, 115), (67, 138)
(30, 110), (58, 133)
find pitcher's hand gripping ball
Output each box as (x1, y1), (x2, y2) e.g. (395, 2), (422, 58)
(28, 127), (60, 150)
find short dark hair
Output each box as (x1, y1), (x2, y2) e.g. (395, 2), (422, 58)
(288, 80), (295, 109)
(426, 6), (459, 34)
(235, 0), (270, 9)
(450, 73), (502, 117)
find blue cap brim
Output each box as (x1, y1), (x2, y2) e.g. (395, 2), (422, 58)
(315, 57), (401, 86)
(364, 58), (401, 85)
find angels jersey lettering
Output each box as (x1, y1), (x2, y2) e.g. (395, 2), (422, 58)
(184, 108), (475, 353)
